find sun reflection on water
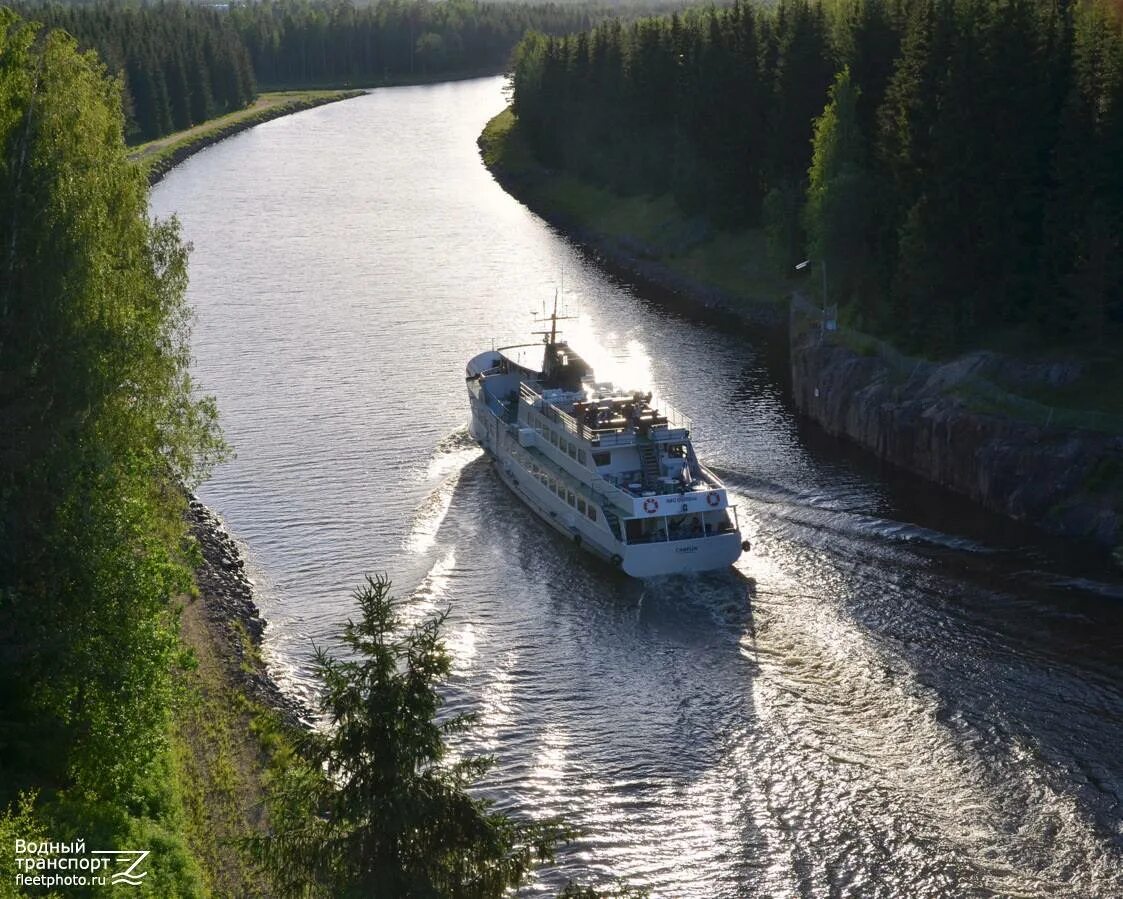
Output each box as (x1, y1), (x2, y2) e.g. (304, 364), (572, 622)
(447, 620), (477, 677)
(567, 313), (654, 392)
(477, 649), (516, 752)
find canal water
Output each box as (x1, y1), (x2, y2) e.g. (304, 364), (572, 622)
(151, 76), (1123, 897)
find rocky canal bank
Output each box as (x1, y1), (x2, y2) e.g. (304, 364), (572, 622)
(185, 496), (309, 728)
(789, 318), (1123, 551)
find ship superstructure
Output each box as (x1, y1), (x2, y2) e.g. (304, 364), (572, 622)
(465, 305), (749, 577)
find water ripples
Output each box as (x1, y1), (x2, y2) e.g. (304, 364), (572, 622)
(151, 76), (1123, 896)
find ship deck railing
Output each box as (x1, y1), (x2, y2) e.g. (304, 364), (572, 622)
(589, 476), (636, 509)
(605, 463), (722, 499)
(519, 382), (692, 444)
(628, 479), (712, 497)
(523, 423), (633, 509)
(506, 441), (629, 516)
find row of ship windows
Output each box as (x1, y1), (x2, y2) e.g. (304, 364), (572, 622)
(529, 412), (592, 465)
(529, 463), (598, 522)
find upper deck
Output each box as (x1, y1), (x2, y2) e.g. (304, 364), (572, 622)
(518, 381), (692, 447)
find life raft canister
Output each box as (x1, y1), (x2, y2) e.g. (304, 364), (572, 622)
(643, 497), (659, 514)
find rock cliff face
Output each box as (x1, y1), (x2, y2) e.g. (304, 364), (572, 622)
(790, 327), (1123, 548)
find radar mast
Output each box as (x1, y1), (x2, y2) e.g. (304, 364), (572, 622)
(532, 289), (575, 347)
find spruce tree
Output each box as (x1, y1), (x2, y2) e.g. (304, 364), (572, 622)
(252, 575), (571, 898)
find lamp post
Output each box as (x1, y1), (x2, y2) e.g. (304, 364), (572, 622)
(795, 258), (828, 309)
(796, 258), (832, 331)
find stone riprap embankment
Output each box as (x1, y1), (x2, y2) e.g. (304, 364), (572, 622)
(186, 497), (310, 728)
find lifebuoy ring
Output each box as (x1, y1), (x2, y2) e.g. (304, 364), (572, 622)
(643, 497), (659, 514)
(707, 492), (721, 508)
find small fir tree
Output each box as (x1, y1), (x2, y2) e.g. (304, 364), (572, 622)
(252, 574), (571, 898)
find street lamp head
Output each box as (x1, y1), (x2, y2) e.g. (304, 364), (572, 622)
(795, 259), (810, 271)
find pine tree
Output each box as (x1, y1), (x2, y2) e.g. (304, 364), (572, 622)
(251, 575), (571, 898)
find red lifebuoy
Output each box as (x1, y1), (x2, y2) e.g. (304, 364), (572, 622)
(643, 497), (659, 514)
(707, 492), (721, 507)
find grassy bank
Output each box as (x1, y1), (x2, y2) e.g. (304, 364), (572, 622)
(479, 108), (790, 317)
(171, 595), (288, 896)
(162, 503), (310, 896)
(131, 90), (364, 183)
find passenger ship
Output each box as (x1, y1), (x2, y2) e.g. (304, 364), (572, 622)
(465, 307), (749, 577)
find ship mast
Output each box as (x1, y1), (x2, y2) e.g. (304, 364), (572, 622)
(533, 289), (574, 346)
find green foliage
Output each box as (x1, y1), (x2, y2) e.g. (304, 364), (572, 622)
(508, 0), (1123, 354)
(0, 8), (224, 894)
(770, 0), (835, 184)
(514, 3), (796, 210)
(252, 574), (573, 898)
(805, 67), (864, 240)
(0, 794), (51, 899)
(510, 1), (835, 260)
(763, 180), (805, 273)
(804, 66), (877, 314)
(228, 0), (628, 90)
(15, 1), (256, 143)
(43, 757), (207, 898)
(18, 0), (659, 144)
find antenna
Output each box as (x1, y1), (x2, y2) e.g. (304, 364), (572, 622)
(531, 289), (577, 343)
